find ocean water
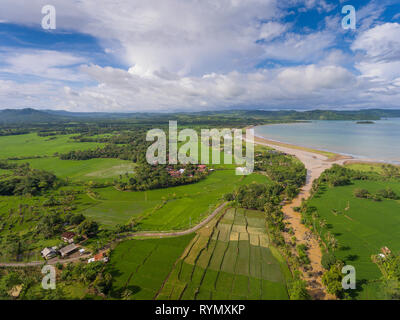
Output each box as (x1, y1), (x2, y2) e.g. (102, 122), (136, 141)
(254, 118), (400, 163)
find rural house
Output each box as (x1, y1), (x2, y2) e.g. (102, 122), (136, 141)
(88, 252), (109, 263)
(41, 247), (57, 260)
(61, 232), (76, 243)
(59, 244), (79, 257)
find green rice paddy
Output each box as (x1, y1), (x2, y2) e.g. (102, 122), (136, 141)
(81, 170), (269, 229)
(106, 234), (195, 299)
(308, 179), (400, 299)
(157, 208), (291, 300)
(0, 133), (104, 159)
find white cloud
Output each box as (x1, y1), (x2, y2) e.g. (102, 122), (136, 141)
(352, 23), (400, 62)
(0, 1), (398, 111)
(263, 31), (335, 62)
(0, 50), (88, 81)
(0, 80), (65, 109)
(352, 23), (400, 87)
(259, 22), (289, 42)
(0, 0), (280, 76)
(55, 63), (377, 112)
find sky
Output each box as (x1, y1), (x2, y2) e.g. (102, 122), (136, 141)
(0, 0), (399, 112)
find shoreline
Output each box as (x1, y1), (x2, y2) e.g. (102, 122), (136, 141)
(250, 123), (400, 165)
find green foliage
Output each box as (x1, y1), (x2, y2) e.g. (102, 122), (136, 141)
(354, 188), (370, 199)
(78, 220), (99, 238)
(288, 272), (311, 300)
(296, 244), (310, 265)
(322, 261), (345, 298)
(254, 151), (306, 191)
(0, 164), (57, 196)
(321, 252), (337, 270)
(117, 163), (208, 191)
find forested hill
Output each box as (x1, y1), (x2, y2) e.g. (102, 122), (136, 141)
(1, 108), (400, 125)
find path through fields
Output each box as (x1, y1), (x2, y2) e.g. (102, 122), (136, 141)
(0, 203), (228, 268)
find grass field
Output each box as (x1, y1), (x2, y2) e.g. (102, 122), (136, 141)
(81, 170), (269, 229)
(106, 234), (195, 300)
(344, 162), (386, 174)
(308, 179), (400, 299)
(14, 157), (136, 183)
(157, 208), (291, 300)
(0, 133), (104, 159)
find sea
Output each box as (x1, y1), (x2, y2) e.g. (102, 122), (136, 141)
(254, 118), (400, 163)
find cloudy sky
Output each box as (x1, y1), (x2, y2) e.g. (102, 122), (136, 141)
(0, 0), (399, 112)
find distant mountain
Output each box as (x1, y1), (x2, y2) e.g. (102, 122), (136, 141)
(1, 108), (400, 124)
(0, 108), (67, 124)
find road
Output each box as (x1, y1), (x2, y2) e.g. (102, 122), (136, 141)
(0, 202), (228, 268)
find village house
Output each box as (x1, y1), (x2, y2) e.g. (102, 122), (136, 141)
(41, 247), (57, 260)
(59, 244), (79, 257)
(88, 252), (109, 263)
(61, 231), (76, 244)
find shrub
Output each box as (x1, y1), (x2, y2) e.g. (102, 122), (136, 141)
(354, 188), (370, 199)
(321, 252), (337, 270)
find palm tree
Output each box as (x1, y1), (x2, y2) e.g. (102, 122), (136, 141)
(122, 289), (132, 300)
(325, 232), (338, 251)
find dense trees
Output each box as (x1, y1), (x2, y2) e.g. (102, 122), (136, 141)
(254, 151), (306, 194)
(0, 167), (57, 196)
(287, 272), (311, 300)
(116, 163), (208, 191)
(318, 164), (369, 188)
(78, 220), (99, 238)
(322, 261), (345, 298)
(229, 182), (283, 211)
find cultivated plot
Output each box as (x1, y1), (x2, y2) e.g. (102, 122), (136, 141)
(157, 208), (291, 300)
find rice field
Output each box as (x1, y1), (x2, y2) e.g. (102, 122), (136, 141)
(81, 170), (270, 229)
(308, 179), (400, 299)
(0, 133), (104, 159)
(14, 157), (136, 183)
(106, 234), (195, 300)
(157, 208), (291, 300)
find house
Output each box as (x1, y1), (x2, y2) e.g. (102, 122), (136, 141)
(381, 247), (391, 256)
(61, 232), (76, 244)
(41, 247), (57, 260)
(59, 244), (79, 257)
(88, 252), (109, 263)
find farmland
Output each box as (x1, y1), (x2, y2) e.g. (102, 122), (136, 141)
(157, 208), (291, 300)
(81, 170), (269, 229)
(15, 157), (136, 183)
(106, 234), (195, 299)
(308, 178), (400, 299)
(0, 117), (303, 300)
(0, 133), (104, 159)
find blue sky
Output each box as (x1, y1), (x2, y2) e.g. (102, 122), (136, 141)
(0, 0), (399, 112)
